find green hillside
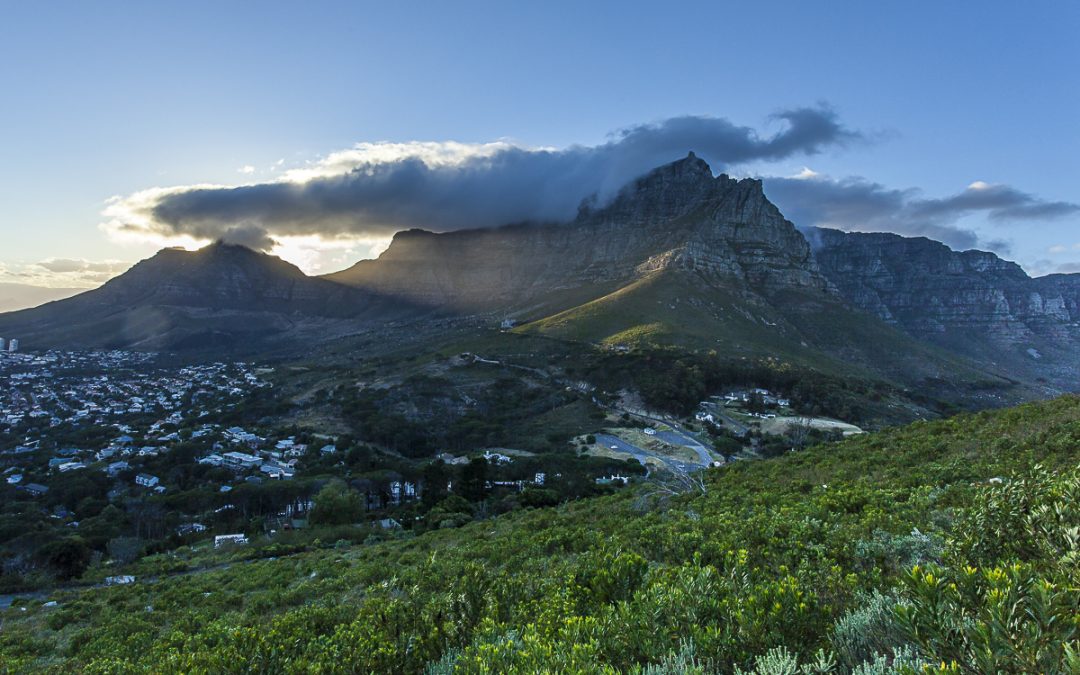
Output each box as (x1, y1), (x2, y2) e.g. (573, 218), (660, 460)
(518, 269), (1021, 401)
(3, 397), (1079, 673)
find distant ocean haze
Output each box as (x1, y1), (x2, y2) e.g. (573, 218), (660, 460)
(0, 283), (86, 313)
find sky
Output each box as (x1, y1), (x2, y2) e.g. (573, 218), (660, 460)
(1, 1), (1077, 296)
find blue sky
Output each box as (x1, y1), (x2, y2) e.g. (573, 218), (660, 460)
(1, 1), (1077, 289)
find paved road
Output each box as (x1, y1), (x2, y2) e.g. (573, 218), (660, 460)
(621, 411), (715, 468)
(654, 430), (713, 466)
(594, 434), (699, 474)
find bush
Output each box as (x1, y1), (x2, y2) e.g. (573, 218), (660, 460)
(854, 528), (942, 575)
(849, 645), (928, 675)
(38, 537), (91, 581)
(830, 591), (912, 669)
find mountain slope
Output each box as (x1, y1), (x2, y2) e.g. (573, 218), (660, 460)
(0, 243), (420, 353)
(520, 267), (1017, 398)
(4, 395), (1078, 671)
(809, 227), (1080, 390)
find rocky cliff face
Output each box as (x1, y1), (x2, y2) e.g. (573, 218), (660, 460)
(328, 153), (833, 312)
(809, 227), (1080, 387)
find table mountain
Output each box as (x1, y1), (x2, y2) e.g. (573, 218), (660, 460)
(327, 152), (832, 312)
(329, 154), (1016, 395)
(0, 153), (1063, 403)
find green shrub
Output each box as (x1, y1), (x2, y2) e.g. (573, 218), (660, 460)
(830, 591), (912, 669)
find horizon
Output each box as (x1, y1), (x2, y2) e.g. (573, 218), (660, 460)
(1, 2), (1078, 306)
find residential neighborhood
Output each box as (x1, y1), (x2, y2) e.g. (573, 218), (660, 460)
(0, 347), (647, 581)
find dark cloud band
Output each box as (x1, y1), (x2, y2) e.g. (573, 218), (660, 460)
(115, 106), (860, 249)
(764, 175), (1078, 254)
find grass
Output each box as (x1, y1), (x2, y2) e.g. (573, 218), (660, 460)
(516, 268), (1021, 406)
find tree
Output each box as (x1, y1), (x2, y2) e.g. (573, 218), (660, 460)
(746, 392), (767, 414)
(107, 537), (143, 565)
(459, 458), (488, 502)
(309, 480), (363, 525)
(39, 537), (91, 580)
(421, 460), (449, 507)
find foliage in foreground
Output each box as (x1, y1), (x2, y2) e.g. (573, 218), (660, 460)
(1, 396), (1079, 673)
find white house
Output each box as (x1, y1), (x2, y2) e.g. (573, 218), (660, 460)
(106, 460), (130, 477)
(483, 450), (513, 465)
(135, 473), (159, 488)
(214, 534), (248, 548)
(595, 474), (629, 486)
(177, 522), (207, 535)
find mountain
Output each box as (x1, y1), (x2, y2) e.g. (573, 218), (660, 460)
(0, 154), (1066, 402)
(0, 283), (85, 313)
(328, 152), (830, 313)
(329, 153), (1017, 395)
(808, 227), (1080, 389)
(0, 242), (416, 353)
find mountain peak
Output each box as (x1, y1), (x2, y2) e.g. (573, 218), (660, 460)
(640, 151), (715, 186)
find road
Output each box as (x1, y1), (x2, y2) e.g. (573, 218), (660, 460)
(594, 433), (701, 474)
(618, 410), (716, 467)
(701, 401), (750, 436)
(654, 430), (713, 467)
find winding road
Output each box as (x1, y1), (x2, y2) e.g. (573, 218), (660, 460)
(594, 433), (699, 474)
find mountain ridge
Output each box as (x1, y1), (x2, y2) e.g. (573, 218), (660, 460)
(808, 226), (1080, 389)
(0, 154), (1074, 401)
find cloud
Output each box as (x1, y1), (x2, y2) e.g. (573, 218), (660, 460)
(1026, 258), (1080, 277)
(217, 224), (278, 251)
(763, 174), (981, 250)
(764, 172), (1077, 253)
(0, 258), (132, 289)
(102, 105), (861, 251)
(909, 181), (1079, 222)
(237, 165), (256, 175)
(37, 258), (127, 275)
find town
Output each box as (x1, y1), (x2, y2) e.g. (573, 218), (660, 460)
(0, 347), (652, 590)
